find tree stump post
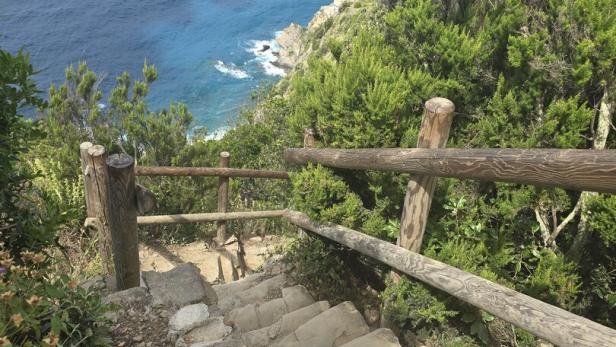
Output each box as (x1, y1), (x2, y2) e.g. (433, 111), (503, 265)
(398, 97), (455, 252)
(106, 153), (140, 290)
(303, 128), (315, 148)
(217, 152), (231, 245)
(80, 142), (115, 285)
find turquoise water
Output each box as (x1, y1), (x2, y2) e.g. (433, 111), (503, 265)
(0, 0), (329, 131)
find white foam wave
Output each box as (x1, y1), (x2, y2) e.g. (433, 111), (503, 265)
(246, 35), (286, 77)
(214, 61), (250, 79)
(261, 62), (286, 76)
(205, 126), (230, 141)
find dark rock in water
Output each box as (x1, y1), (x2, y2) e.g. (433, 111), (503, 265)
(260, 44), (270, 52)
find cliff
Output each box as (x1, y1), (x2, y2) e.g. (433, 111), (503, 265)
(274, 0), (378, 72)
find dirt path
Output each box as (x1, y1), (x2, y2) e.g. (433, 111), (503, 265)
(139, 235), (286, 283)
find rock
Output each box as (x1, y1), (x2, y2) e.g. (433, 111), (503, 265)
(339, 328), (400, 347)
(213, 272), (267, 301)
(272, 302), (369, 347)
(143, 263), (217, 308)
(218, 274), (287, 313)
(104, 287), (150, 306)
(308, 3), (339, 30)
(241, 301), (330, 347)
(175, 317), (232, 347)
(282, 285), (314, 312)
(80, 276), (107, 293)
(169, 303), (210, 337)
(275, 23), (305, 69)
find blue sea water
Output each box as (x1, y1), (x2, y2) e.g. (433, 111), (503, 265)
(0, 0), (329, 132)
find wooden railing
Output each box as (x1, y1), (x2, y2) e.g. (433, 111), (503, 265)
(79, 96), (616, 346)
(80, 144), (288, 290)
(283, 97), (616, 347)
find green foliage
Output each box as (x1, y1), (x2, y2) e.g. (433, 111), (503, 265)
(290, 165), (365, 228)
(289, 31), (414, 148)
(0, 246), (111, 346)
(382, 276), (457, 330)
(586, 194), (616, 247)
(281, 237), (359, 306)
(522, 250), (581, 308)
(0, 49), (51, 256)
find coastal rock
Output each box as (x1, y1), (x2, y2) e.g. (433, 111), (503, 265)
(275, 23), (305, 69)
(308, 3), (340, 30)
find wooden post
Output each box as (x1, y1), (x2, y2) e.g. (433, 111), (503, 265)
(303, 128), (315, 148)
(399, 97), (455, 252)
(106, 153), (140, 290)
(79, 142), (115, 283)
(217, 152), (231, 244)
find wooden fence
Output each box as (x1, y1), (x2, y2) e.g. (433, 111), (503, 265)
(80, 145), (288, 290)
(80, 96), (616, 346)
(283, 97), (616, 347)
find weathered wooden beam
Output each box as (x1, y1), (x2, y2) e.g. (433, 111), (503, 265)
(135, 183), (156, 215)
(399, 97), (454, 252)
(217, 152), (231, 244)
(283, 210), (616, 347)
(79, 142), (115, 281)
(134, 166), (289, 179)
(284, 148), (616, 193)
(137, 210), (285, 225)
(106, 153), (140, 290)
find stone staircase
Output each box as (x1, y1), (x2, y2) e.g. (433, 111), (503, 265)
(103, 258), (401, 346)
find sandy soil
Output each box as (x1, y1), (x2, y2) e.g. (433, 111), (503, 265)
(139, 235), (286, 283)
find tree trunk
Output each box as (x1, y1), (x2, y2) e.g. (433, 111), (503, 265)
(568, 89), (613, 260)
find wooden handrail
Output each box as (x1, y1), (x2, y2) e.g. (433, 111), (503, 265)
(137, 210), (285, 225)
(135, 166), (289, 179)
(284, 148), (616, 193)
(283, 210), (616, 347)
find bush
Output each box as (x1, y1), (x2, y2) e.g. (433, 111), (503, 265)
(0, 246), (111, 346)
(382, 276), (457, 331)
(290, 164), (365, 228)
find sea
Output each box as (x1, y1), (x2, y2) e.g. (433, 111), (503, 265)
(0, 0), (329, 135)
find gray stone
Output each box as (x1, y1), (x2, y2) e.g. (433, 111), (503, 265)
(103, 287), (150, 306)
(143, 263), (216, 308)
(241, 301), (330, 347)
(339, 328), (400, 347)
(175, 317), (231, 347)
(218, 274), (286, 313)
(169, 303), (210, 337)
(272, 302), (369, 347)
(213, 272), (267, 302)
(282, 285), (314, 312)
(189, 340), (246, 347)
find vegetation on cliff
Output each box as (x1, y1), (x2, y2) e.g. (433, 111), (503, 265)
(1, 0), (615, 345)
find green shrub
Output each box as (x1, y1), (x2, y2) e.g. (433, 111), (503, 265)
(282, 237), (358, 305)
(290, 164), (365, 228)
(381, 276), (457, 331)
(522, 250), (581, 309)
(0, 246), (111, 346)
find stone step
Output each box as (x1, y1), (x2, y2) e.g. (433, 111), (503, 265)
(217, 273), (287, 313)
(225, 285), (314, 333)
(271, 301), (370, 347)
(175, 316), (232, 347)
(339, 328), (401, 347)
(213, 272), (268, 302)
(241, 301), (331, 347)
